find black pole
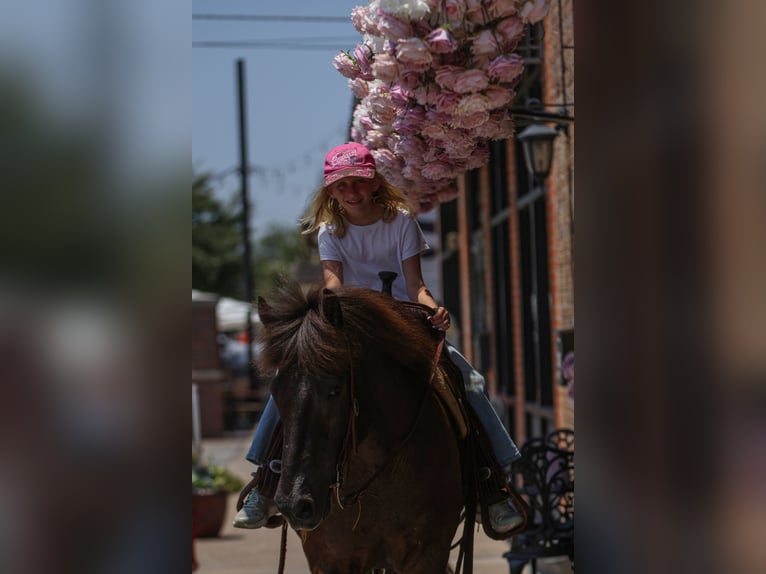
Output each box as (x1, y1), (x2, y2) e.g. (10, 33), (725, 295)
(237, 59), (256, 391)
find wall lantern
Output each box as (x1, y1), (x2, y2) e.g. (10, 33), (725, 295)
(517, 123), (559, 182)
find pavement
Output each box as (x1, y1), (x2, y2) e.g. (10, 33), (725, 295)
(194, 433), (570, 574)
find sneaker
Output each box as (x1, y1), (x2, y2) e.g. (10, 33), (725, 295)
(232, 488), (277, 529)
(487, 499), (524, 533)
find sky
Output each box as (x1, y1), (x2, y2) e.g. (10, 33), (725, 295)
(193, 1), (366, 239)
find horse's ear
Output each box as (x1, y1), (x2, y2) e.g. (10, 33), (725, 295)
(258, 296), (275, 325)
(321, 288), (344, 328)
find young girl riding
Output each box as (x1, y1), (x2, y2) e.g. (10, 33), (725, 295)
(234, 142), (523, 533)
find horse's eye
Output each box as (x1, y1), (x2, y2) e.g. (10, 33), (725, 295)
(328, 386), (341, 398)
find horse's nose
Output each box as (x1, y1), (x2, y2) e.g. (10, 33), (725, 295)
(294, 497), (315, 520)
(275, 494), (316, 523)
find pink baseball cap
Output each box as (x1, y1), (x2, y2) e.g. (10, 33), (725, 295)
(323, 142), (376, 185)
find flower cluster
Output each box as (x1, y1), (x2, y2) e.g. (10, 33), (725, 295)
(334, 0), (551, 211)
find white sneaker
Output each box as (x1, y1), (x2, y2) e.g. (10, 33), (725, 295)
(232, 488), (277, 529)
(487, 499), (523, 533)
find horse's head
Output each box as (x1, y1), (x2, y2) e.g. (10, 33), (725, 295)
(257, 286), (353, 530)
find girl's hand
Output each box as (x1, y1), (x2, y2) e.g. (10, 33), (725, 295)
(429, 306), (451, 331)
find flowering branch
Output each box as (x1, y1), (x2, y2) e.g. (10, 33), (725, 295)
(334, 0), (552, 211)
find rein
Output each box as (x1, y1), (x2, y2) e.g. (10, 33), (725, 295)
(332, 334), (446, 512)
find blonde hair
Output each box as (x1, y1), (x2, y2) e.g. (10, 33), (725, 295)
(301, 174), (416, 238)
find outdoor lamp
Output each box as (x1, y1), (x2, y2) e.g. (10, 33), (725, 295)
(517, 123), (558, 181)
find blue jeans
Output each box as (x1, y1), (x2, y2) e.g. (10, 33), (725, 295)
(245, 394), (280, 466)
(445, 342), (521, 468)
(246, 342), (521, 468)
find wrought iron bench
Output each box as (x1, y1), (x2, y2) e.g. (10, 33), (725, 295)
(503, 428), (574, 573)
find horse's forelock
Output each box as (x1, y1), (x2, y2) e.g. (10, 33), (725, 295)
(258, 284), (351, 376)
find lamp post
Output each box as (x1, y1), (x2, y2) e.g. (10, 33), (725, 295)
(515, 122), (559, 438)
(517, 123), (558, 184)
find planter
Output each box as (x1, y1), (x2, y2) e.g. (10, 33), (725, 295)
(192, 491), (229, 538)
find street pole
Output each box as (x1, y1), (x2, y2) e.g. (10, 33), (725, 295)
(237, 59), (256, 391)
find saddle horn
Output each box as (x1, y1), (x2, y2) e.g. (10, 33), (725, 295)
(378, 271), (398, 296)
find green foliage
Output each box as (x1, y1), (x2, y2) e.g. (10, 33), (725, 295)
(192, 173), (244, 299)
(253, 224), (311, 297)
(192, 462), (244, 494)
(192, 170), (317, 301)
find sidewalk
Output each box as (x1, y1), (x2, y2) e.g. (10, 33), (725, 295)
(194, 434), (569, 574)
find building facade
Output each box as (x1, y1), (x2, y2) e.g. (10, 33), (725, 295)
(437, 0), (574, 445)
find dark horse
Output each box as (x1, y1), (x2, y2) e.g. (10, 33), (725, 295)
(257, 283), (465, 573)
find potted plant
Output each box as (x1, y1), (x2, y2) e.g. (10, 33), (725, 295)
(192, 453), (244, 538)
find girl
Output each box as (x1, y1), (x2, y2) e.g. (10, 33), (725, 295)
(234, 143), (522, 533)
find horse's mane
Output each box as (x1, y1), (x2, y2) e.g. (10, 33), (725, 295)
(257, 282), (439, 381)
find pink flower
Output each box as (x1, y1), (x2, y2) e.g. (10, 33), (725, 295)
(372, 53), (401, 83)
(464, 0), (484, 11)
(378, 0), (431, 19)
(402, 163), (422, 181)
(464, 143), (490, 168)
(393, 106), (426, 135)
(444, 0), (465, 23)
(474, 111), (514, 139)
(427, 28), (459, 54)
(354, 44), (375, 80)
(450, 110), (490, 129)
(487, 53), (524, 81)
(488, 0), (519, 20)
(411, 18), (434, 38)
(333, 51), (360, 79)
(411, 84), (440, 106)
(426, 108), (452, 123)
(421, 160), (457, 181)
(421, 120), (451, 141)
(442, 139), (476, 159)
(454, 93), (490, 116)
(467, 7), (491, 26)
(368, 93), (398, 124)
(352, 6), (380, 36)
(364, 129), (389, 148)
(434, 65), (464, 90)
(348, 77), (370, 99)
(434, 91), (462, 114)
(395, 38), (433, 67)
(395, 135), (428, 158)
(359, 114), (375, 130)
(398, 70), (422, 90)
(377, 13), (414, 42)
(471, 29), (501, 58)
(521, 0), (552, 24)
(389, 85), (410, 106)
(454, 69), (489, 93)
(483, 85), (514, 109)
(496, 16), (525, 49)
(371, 148), (398, 171)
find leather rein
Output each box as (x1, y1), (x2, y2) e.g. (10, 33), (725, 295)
(332, 333), (446, 512)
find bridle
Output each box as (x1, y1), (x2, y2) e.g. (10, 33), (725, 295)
(332, 333), (446, 512)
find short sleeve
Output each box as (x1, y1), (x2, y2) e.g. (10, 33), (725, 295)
(317, 225), (341, 262)
(399, 214), (429, 261)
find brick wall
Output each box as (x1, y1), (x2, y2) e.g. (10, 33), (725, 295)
(544, 0), (576, 431)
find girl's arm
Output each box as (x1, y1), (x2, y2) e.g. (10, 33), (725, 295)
(322, 260), (344, 289)
(402, 254), (451, 330)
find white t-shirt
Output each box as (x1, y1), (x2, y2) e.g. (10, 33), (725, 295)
(318, 210), (429, 301)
